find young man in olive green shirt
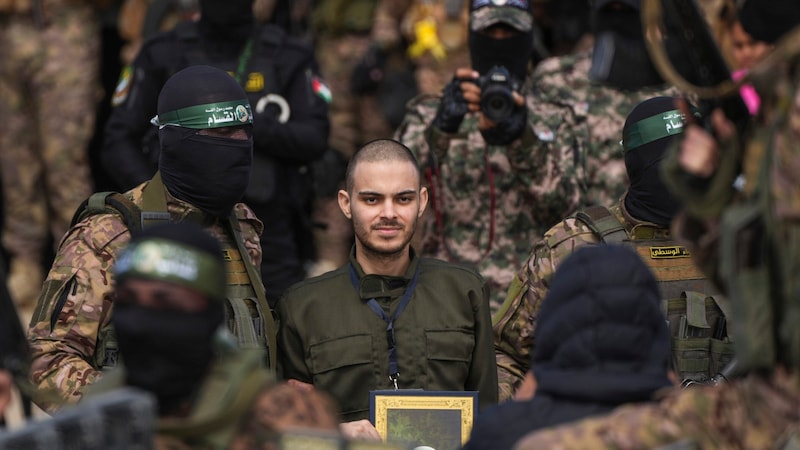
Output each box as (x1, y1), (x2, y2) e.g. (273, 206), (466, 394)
(276, 138), (498, 439)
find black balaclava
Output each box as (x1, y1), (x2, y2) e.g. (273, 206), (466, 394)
(198, 0), (255, 44)
(739, 0), (800, 45)
(155, 65), (253, 218)
(532, 245), (672, 404)
(468, 0), (535, 83)
(589, 0), (665, 89)
(112, 222), (226, 415)
(622, 96), (684, 226)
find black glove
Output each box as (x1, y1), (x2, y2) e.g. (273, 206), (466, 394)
(480, 103), (527, 145)
(350, 44), (387, 95)
(433, 77), (469, 133)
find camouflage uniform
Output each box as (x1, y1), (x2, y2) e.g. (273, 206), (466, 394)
(514, 368), (800, 450)
(395, 85), (581, 312)
(492, 197), (617, 400)
(0, 0), (101, 310)
(531, 50), (680, 208)
(514, 24), (800, 450)
(27, 176), (264, 412)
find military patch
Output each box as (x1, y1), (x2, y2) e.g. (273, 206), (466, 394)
(111, 66), (133, 107)
(650, 246), (691, 259)
(310, 74), (332, 103)
(245, 72), (265, 92)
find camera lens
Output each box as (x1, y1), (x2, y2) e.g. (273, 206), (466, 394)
(481, 87), (514, 122)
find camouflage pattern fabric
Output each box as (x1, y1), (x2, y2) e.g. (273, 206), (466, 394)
(395, 87), (581, 312)
(0, 1), (99, 275)
(513, 368), (800, 450)
(27, 180), (264, 413)
(513, 28), (800, 450)
(493, 197), (657, 401)
(530, 50), (680, 208)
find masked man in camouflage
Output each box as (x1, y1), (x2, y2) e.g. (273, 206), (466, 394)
(396, 0), (580, 311)
(493, 96), (705, 401)
(27, 65), (276, 413)
(87, 221), (273, 450)
(514, 1), (800, 448)
(531, 0), (680, 209)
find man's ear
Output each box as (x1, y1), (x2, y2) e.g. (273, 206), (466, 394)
(418, 186), (429, 218)
(338, 189), (352, 219)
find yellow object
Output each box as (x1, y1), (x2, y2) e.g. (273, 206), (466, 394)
(408, 17), (447, 61)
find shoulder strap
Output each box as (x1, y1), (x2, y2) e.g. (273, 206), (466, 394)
(573, 205), (627, 245)
(225, 216), (278, 370)
(70, 191), (142, 233)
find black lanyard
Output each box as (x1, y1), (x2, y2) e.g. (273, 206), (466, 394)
(348, 263), (419, 389)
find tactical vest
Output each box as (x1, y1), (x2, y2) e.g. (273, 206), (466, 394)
(72, 174), (277, 370)
(575, 205), (735, 384)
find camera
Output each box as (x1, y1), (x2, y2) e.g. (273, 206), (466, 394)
(476, 66), (519, 122)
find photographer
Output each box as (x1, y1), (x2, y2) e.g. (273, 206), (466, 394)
(396, 0), (580, 311)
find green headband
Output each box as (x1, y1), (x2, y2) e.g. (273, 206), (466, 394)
(114, 239), (226, 300)
(622, 109), (685, 153)
(151, 100), (253, 129)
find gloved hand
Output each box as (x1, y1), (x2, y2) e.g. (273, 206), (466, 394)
(480, 103), (527, 145)
(350, 44), (387, 95)
(432, 76), (470, 133)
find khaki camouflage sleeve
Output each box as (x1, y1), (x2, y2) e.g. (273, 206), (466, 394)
(492, 218), (600, 401)
(27, 215), (129, 413)
(512, 373), (800, 450)
(234, 203), (265, 268)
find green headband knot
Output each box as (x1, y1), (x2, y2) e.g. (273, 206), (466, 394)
(115, 239), (226, 300)
(622, 109), (685, 153)
(151, 100), (253, 129)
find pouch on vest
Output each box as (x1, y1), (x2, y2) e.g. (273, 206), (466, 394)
(664, 292), (734, 384)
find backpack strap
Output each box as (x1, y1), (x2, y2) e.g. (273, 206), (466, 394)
(70, 192), (142, 232)
(573, 205), (628, 245)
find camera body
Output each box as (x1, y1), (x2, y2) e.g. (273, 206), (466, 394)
(476, 66), (519, 122)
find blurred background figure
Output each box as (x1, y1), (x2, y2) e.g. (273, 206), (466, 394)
(0, 0), (108, 319)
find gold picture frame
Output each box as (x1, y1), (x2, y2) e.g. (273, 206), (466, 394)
(370, 390), (478, 450)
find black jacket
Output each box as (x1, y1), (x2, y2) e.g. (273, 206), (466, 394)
(103, 21), (329, 193)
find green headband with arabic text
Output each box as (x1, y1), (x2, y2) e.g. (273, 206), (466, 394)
(114, 239), (226, 300)
(151, 100), (253, 129)
(622, 109), (685, 153)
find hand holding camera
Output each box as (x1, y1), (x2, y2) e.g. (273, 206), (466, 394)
(434, 66), (526, 143)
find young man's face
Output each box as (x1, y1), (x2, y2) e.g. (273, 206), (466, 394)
(338, 160), (428, 258)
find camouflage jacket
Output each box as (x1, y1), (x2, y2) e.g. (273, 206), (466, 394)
(27, 177), (264, 412)
(395, 85), (581, 312)
(513, 368), (800, 449)
(492, 196), (668, 401)
(531, 50), (680, 208)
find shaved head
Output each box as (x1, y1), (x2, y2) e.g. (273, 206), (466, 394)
(345, 139), (422, 194)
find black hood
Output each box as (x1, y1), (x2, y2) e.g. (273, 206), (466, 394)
(531, 245), (672, 404)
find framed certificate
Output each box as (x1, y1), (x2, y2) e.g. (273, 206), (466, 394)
(369, 390), (478, 450)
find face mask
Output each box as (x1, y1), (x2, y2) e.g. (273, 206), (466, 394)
(112, 302), (222, 414)
(624, 147), (680, 227)
(468, 29), (533, 83)
(200, 0), (254, 31)
(159, 126), (253, 218)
